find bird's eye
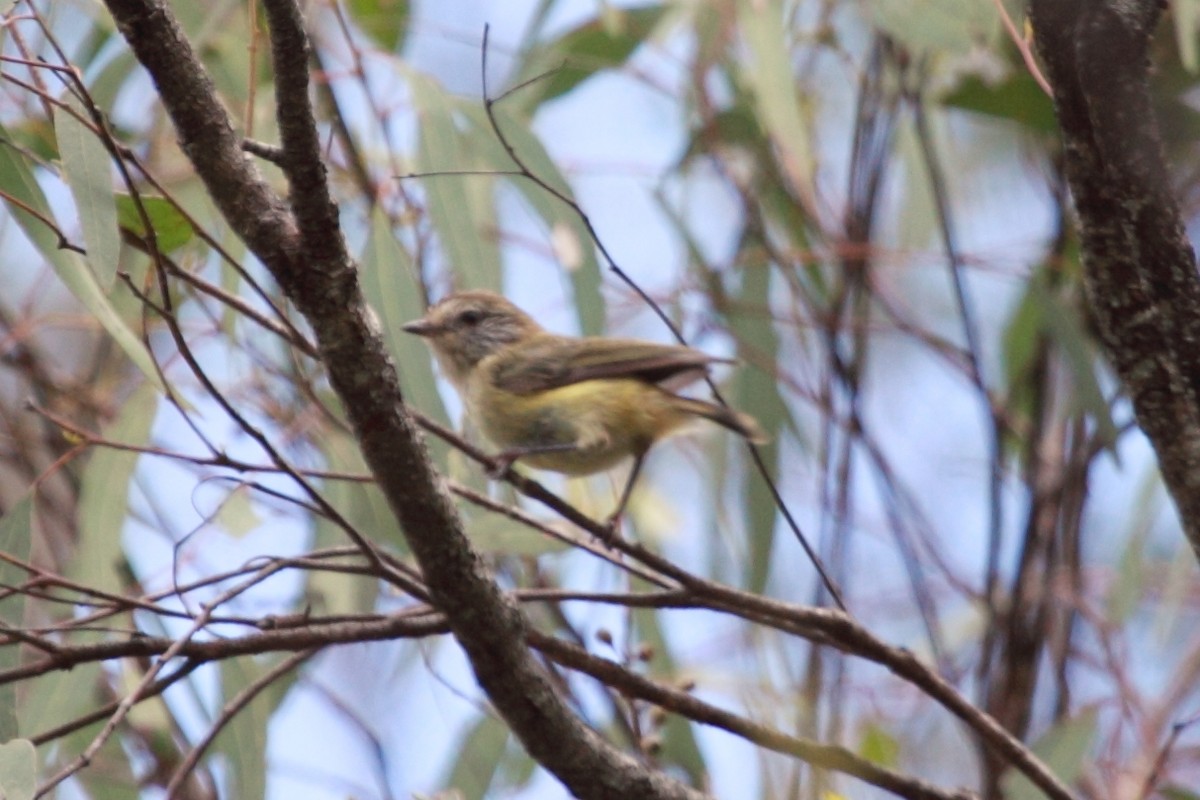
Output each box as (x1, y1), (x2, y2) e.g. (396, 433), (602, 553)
(459, 309), (484, 326)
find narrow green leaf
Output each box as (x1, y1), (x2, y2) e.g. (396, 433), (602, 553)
(870, 0), (996, 54)
(116, 194), (196, 253)
(359, 208), (451, 457)
(1107, 527), (1146, 625)
(462, 512), (571, 555)
(1001, 279), (1042, 393)
(738, 0), (813, 196)
(461, 104), (606, 336)
(310, 426), (397, 614)
(1175, 0), (1200, 72)
(512, 6), (669, 108)
(22, 665), (103, 743)
(443, 716), (510, 800)
(1032, 289), (1119, 450)
(74, 383), (158, 594)
(56, 94), (120, 287)
(0, 738), (36, 800)
(0, 494), (34, 742)
(1001, 710), (1097, 800)
(631, 596), (707, 784)
(0, 129), (163, 389)
(217, 657), (293, 800)
(410, 75), (502, 293)
(728, 264), (787, 593)
(943, 74), (1058, 134)
(347, 0), (410, 51)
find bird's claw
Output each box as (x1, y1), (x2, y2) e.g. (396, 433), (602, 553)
(486, 451), (518, 479)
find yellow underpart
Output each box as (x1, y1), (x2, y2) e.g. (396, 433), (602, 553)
(467, 377), (696, 475)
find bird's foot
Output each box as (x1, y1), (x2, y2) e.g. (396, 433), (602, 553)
(486, 450), (520, 479)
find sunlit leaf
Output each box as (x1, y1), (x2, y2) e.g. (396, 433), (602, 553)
(116, 193), (197, 254)
(347, 0), (410, 51)
(1174, 0), (1200, 71)
(858, 723), (900, 768)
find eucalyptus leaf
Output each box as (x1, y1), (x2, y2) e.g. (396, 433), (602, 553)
(0, 738), (35, 800)
(0, 494), (33, 742)
(0, 128), (163, 389)
(56, 94), (120, 287)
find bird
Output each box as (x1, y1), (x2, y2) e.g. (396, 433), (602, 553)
(403, 290), (766, 526)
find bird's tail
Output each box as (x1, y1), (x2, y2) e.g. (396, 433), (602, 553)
(673, 396), (769, 444)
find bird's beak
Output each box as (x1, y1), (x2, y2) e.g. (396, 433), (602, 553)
(402, 317), (441, 337)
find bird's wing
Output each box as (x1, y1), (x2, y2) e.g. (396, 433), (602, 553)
(491, 336), (728, 395)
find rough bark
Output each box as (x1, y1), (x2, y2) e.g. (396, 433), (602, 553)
(1030, 0), (1200, 562)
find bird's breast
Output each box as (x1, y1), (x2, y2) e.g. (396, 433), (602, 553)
(464, 373), (690, 476)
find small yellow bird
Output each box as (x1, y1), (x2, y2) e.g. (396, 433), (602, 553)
(403, 290), (765, 523)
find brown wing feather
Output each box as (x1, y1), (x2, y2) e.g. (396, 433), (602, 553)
(492, 335), (729, 395)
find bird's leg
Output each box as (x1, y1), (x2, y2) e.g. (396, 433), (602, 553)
(488, 442), (579, 478)
(605, 454), (645, 531)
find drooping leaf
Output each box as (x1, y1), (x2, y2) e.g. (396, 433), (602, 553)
(631, 593), (707, 784)
(1001, 710), (1096, 800)
(74, 383), (159, 594)
(461, 104), (605, 336)
(310, 424), (403, 614)
(442, 715), (509, 800)
(511, 6), (669, 109)
(727, 262), (787, 594)
(360, 208), (450, 445)
(0, 739), (36, 800)
(57, 93), (120, 288)
(410, 74), (502, 293)
(217, 656), (297, 800)
(737, 0), (813, 197)
(0, 494), (34, 742)
(1174, 0), (1200, 71)
(0, 129), (164, 389)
